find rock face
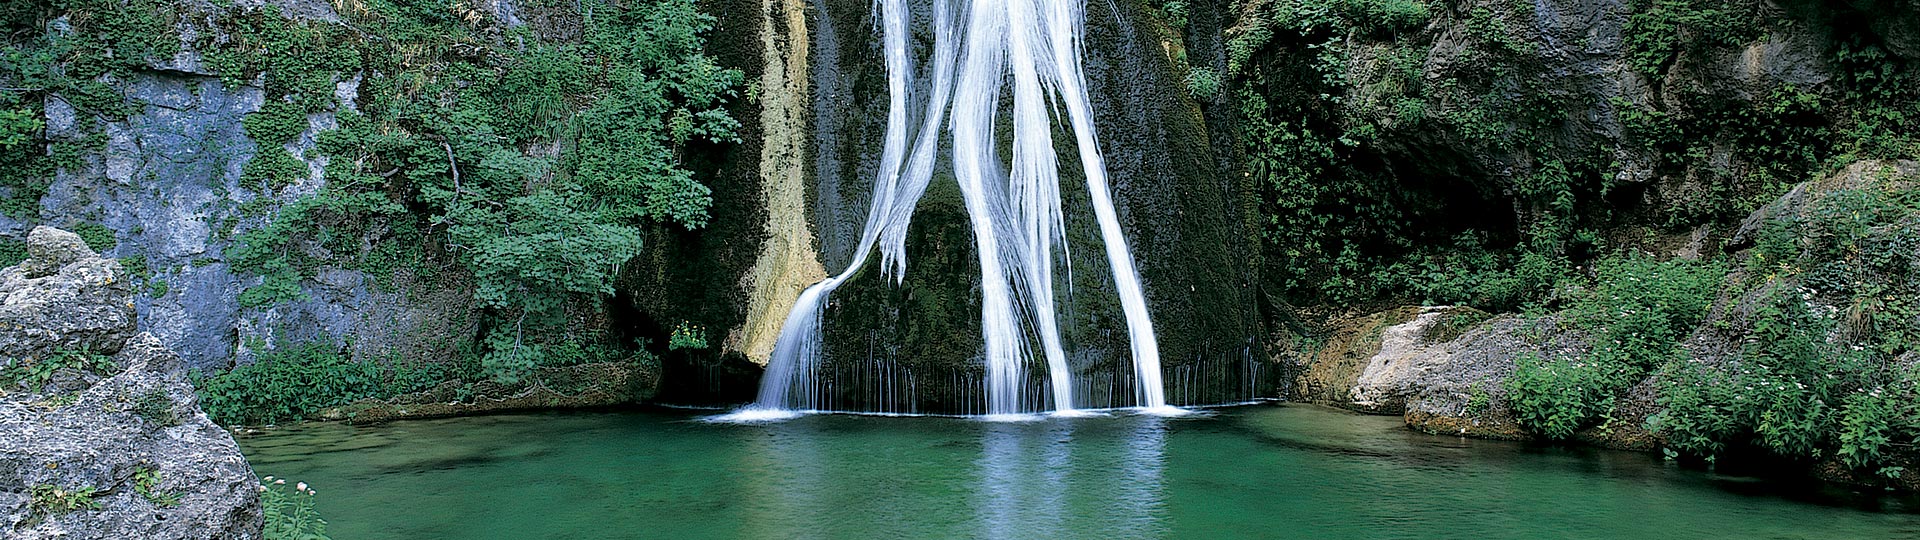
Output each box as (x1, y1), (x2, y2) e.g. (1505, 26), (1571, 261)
(30, 0), (479, 373)
(1, 228), (262, 539)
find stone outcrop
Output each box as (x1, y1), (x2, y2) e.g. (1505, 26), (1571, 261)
(0, 227), (137, 365)
(1, 227), (262, 539)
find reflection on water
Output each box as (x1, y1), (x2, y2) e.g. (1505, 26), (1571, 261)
(237, 406), (1920, 540)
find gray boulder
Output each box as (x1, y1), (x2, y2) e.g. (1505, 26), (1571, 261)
(0, 226), (138, 370)
(1, 228), (262, 539)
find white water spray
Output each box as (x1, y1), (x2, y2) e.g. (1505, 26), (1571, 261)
(736, 0), (1171, 418)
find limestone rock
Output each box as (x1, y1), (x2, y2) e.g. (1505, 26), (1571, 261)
(1, 335), (263, 540)
(0, 227), (137, 370)
(0, 229), (263, 539)
(19, 227), (94, 279)
(1348, 306), (1488, 414)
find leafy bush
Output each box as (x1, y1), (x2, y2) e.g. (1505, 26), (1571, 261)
(1186, 67), (1222, 100)
(211, 0), (736, 381)
(1651, 287), (1918, 473)
(1572, 255), (1727, 371)
(669, 321), (708, 351)
(1623, 0), (1759, 78)
(1504, 255), (1725, 439)
(192, 342), (387, 425)
(1505, 353), (1628, 439)
(1159, 1), (1190, 28)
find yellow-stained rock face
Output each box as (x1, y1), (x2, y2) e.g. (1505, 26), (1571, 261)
(729, 0), (825, 366)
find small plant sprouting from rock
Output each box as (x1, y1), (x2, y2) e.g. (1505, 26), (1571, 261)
(669, 322), (709, 351)
(133, 389), (178, 426)
(260, 477), (331, 540)
(29, 484), (102, 514)
(135, 465), (183, 508)
(1186, 67), (1222, 101)
(1, 346), (118, 392)
(1465, 383), (1492, 418)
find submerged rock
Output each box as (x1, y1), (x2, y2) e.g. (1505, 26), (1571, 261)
(1, 227), (262, 539)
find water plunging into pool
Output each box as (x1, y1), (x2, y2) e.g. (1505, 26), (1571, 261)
(736, 0), (1171, 419)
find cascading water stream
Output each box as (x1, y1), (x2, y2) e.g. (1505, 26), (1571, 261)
(733, 0), (1173, 419)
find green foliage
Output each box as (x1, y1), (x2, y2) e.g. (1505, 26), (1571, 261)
(214, 0), (739, 382)
(1506, 254), (1725, 439)
(68, 222), (115, 253)
(244, 100), (311, 147)
(0, 238), (27, 267)
(240, 146), (308, 191)
(192, 342), (390, 425)
(2, 0), (184, 219)
(669, 321), (708, 351)
(1158, 1), (1190, 29)
(454, 192), (645, 314)
(118, 255), (148, 280)
(1572, 255), (1726, 371)
(1651, 287), (1918, 472)
(0, 107), (41, 148)
(0, 346), (116, 392)
(1231, 0), (1598, 310)
(29, 484), (101, 514)
(134, 466), (182, 508)
(1649, 172), (1920, 473)
(260, 478), (331, 540)
(1465, 383), (1492, 417)
(1379, 235), (1566, 311)
(1506, 353), (1627, 439)
(1622, 0), (1759, 78)
(1649, 360), (1740, 457)
(132, 389), (177, 426)
(1186, 67), (1222, 100)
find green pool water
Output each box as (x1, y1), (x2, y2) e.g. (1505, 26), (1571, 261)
(237, 404), (1920, 539)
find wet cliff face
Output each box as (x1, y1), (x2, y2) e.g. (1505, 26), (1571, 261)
(788, 0), (1270, 412)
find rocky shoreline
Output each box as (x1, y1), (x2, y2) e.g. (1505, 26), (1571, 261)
(1284, 161), (1920, 490)
(1, 227), (262, 539)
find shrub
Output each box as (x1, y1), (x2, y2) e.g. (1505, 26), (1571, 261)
(669, 321), (708, 351)
(1647, 361), (1740, 457)
(1505, 353), (1628, 439)
(1651, 287), (1917, 472)
(1572, 255), (1726, 371)
(192, 342), (384, 425)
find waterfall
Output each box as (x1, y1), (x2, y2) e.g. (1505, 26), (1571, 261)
(734, 0), (1171, 418)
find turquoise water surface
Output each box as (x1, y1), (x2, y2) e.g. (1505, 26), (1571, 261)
(237, 404), (1920, 539)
